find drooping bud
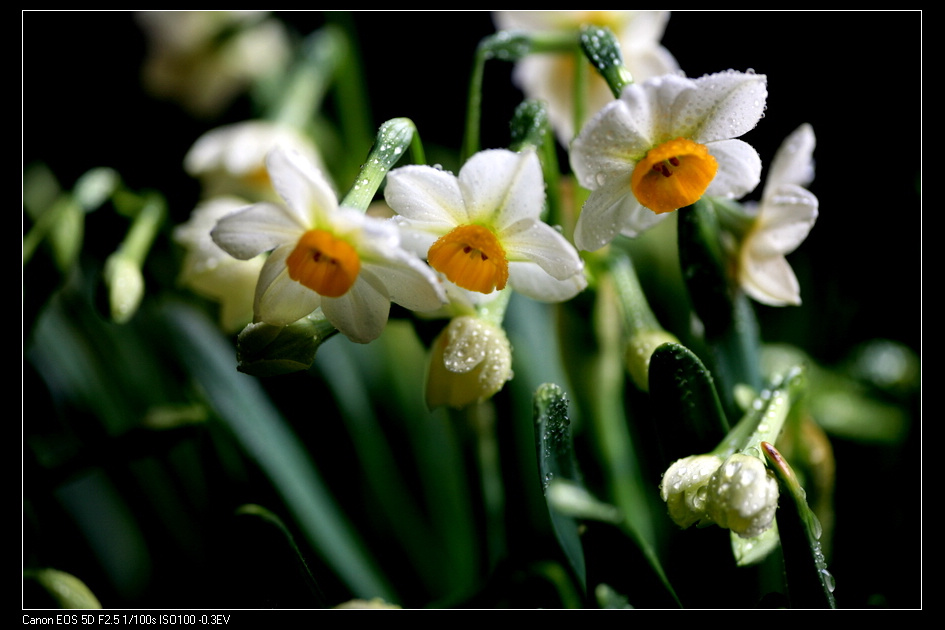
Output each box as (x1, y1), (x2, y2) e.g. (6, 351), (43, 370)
(706, 453), (779, 538)
(660, 454), (724, 529)
(426, 316), (513, 409)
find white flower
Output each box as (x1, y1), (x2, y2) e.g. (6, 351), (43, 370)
(211, 147), (446, 343)
(660, 454), (724, 529)
(137, 11), (290, 118)
(570, 70), (768, 251)
(384, 149), (587, 302)
(492, 11), (679, 144)
(185, 120), (325, 201)
(738, 124), (818, 306)
(174, 196), (264, 332)
(705, 453), (779, 539)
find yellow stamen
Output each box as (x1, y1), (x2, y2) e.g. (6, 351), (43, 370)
(631, 137), (718, 214)
(427, 225), (508, 294)
(286, 229), (360, 298)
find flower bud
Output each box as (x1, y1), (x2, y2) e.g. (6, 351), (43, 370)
(706, 453), (779, 538)
(660, 454), (724, 529)
(104, 253), (144, 324)
(426, 316), (513, 409)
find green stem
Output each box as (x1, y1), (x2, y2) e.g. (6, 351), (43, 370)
(118, 193), (165, 267)
(589, 272), (656, 550)
(470, 400), (505, 573)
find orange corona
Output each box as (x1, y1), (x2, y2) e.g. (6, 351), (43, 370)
(286, 229), (361, 298)
(427, 224), (508, 294)
(631, 137), (718, 214)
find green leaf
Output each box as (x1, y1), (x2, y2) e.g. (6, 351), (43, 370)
(534, 383), (587, 593)
(677, 201), (763, 414)
(162, 300), (395, 602)
(23, 569), (102, 609)
(648, 342), (730, 464)
(226, 504), (329, 608)
(762, 442), (837, 608)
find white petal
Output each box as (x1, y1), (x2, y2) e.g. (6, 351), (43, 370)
(752, 185), (818, 255)
(570, 90), (655, 189)
(766, 123), (816, 192)
(623, 45), (680, 86)
(458, 149), (545, 227)
(266, 147), (339, 229)
(389, 218), (437, 258)
(254, 243), (322, 325)
(384, 164), (467, 229)
(321, 270), (391, 343)
(331, 209), (400, 255)
(211, 201), (303, 260)
(705, 139), (763, 200)
(508, 261), (587, 302)
(499, 218), (583, 280)
(573, 177), (666, 250)
(618, 10), (671, 45)
(353, 215), (446, 311)
(739, 254), (801, 307)
(685, 71), (767, 143)
(364, 253), (446, 313)
(632, 72), (700, 138)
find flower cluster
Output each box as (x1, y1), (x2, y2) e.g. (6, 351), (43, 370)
(174, 13), (819, 438)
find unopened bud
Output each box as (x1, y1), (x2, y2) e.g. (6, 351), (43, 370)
(706, 453), (779, 538)
(426, 316), (513, 409)
(660, 454), (723, 529)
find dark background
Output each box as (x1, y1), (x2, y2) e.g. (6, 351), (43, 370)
(24, 11), (922, 609)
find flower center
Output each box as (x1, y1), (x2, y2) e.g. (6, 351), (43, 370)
(631, 137), (718, 214)
(427, 225), (508, 294)
(286, 229), (361, 298)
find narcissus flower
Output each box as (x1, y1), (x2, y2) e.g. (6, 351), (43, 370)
(185, 120), (324, 201)
(570, 70), (767, 251)
(174, 196), (265, 332)
(737, 124), (818, 306)
(385, 149), (586, 302)
(137, 11), (290, 118)
(492, 11), (679, 144)
(211, 147), (446, 343)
